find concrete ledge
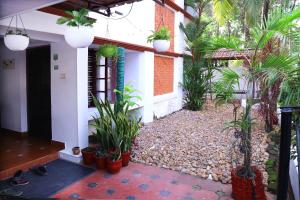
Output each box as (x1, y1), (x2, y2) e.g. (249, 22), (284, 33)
(59, 150), (82, 164)
(153, 93), (177, 104)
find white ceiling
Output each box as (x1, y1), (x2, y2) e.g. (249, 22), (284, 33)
(0, 0), (66, 19)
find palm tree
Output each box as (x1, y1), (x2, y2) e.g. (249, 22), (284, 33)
(212, 6), (300, 178)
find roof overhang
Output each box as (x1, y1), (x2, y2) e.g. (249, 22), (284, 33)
(206, 49), (254, 60)
(49, 0), (142, 16)
(0, 0), (66, 19)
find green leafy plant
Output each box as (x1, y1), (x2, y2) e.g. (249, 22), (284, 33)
(91, 84), (142, 157)
(107, 149), (121, 161)
(92, 97), (121, 153)
(224, 104), (255, 177)
(114, 84), (142, 114)
(56, 8), (96, 27)
(147, 26), (171, 42)
(5, 29), (28, 37)
(116, 112), (141, 153)
(95, 149), (107, 157)
(213, 68), (240, 105)
(97, 44), (118, 58)
(182, 59), (207, 110)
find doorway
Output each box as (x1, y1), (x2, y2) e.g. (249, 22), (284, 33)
(26, 45), (52, 140)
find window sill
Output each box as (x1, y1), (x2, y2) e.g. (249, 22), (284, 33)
(88, 103), (143, 121)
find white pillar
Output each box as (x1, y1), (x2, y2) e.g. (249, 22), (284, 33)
(51, 42), (88, 163)
(76, 48), (89, 149)
(140, 51), (154, 123)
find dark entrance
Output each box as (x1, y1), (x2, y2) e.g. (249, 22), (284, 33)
(26, 45), (52, 140)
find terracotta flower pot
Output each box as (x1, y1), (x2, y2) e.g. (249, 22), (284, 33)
(72, 147), (80, 155)
(95, 156), (107, 170)
(107, 159), (122, 174)
(81, 148), (96, 165)
(231, 166), (266, 200)
(121, 151), (131, 167)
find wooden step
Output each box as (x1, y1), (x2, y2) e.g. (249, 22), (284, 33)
(0, 152), (59, 180)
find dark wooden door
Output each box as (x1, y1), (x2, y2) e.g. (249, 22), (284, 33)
(26, 45), (52, 140)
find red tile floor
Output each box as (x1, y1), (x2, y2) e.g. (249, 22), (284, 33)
(52, 162), (234, 200)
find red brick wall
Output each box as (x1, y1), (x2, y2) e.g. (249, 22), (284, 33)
(154, 55), (174, 96)
(154, 3), (175, 96)
(155, 4), (175, 51)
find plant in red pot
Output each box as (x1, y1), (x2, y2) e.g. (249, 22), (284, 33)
(118, 113), (141, 167)
(81, 147), (96, 165)
(95, 150), (107, 170)
(214, 69), (266, 200)
(107, 149), (122, 174)
(114, 85), (142, 167)
(226, 105), (266, 200)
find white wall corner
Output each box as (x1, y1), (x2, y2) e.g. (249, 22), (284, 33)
(140, 51), (154, 123)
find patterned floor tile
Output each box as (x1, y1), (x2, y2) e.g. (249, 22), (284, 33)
(52, 162), (233, 200)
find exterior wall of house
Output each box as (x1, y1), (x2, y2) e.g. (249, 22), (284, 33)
(0, 0), (186, 160)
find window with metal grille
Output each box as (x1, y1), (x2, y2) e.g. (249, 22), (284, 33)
(88, 49), (116, 107)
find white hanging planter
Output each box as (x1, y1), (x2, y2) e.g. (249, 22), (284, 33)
(4, 34), (29, 51)
(153, 40), (170, 52)
(64, 26), (95, 48)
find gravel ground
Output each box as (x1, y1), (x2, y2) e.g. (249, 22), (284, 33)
(132, 102), (269, 184)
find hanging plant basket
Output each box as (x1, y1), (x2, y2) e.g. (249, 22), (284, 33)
(56, 8), (97, 48)
(97, 44), (118, 58)
(231, 166), (266, 200)
(153, 40), (170, 52)
(4, 15), (30, 51)
(147, 26), (171, 53)
(64, 26), (94, 48)
(4, 33), (29, 51)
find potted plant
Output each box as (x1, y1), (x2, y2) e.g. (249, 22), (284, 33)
(147, 26), (171, 52)
(213, 67), (266, 199)
(72, 146), (80, 155)
(81, 147), (96, 165)
(97, 44), (118, 58)
(106, 149), (122, 174)
(117, 113), (140, 166)
(226, 105), (266, 200)
(94, 150), (107, 169)
(56, 8), (97, 48)
(113, 85), (142, 166)
(4, 29), (29, 51)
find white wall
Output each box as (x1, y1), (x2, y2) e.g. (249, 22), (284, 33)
(0, 0), (156, 49)
(124, 51), (142, 100)
(0, 43), (27, 132)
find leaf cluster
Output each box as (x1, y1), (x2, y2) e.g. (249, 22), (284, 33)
(56, 8), (97, 27)
(147, 26), (171, 42)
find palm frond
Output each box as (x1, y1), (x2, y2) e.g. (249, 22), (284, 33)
(209, 36), (243, 52)
(245, 0), (263, 26)
(213, 0), (235, 25)
(257, 54), (297, 85)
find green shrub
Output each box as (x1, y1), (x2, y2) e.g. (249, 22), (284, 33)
(182, 58), (208, 110)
